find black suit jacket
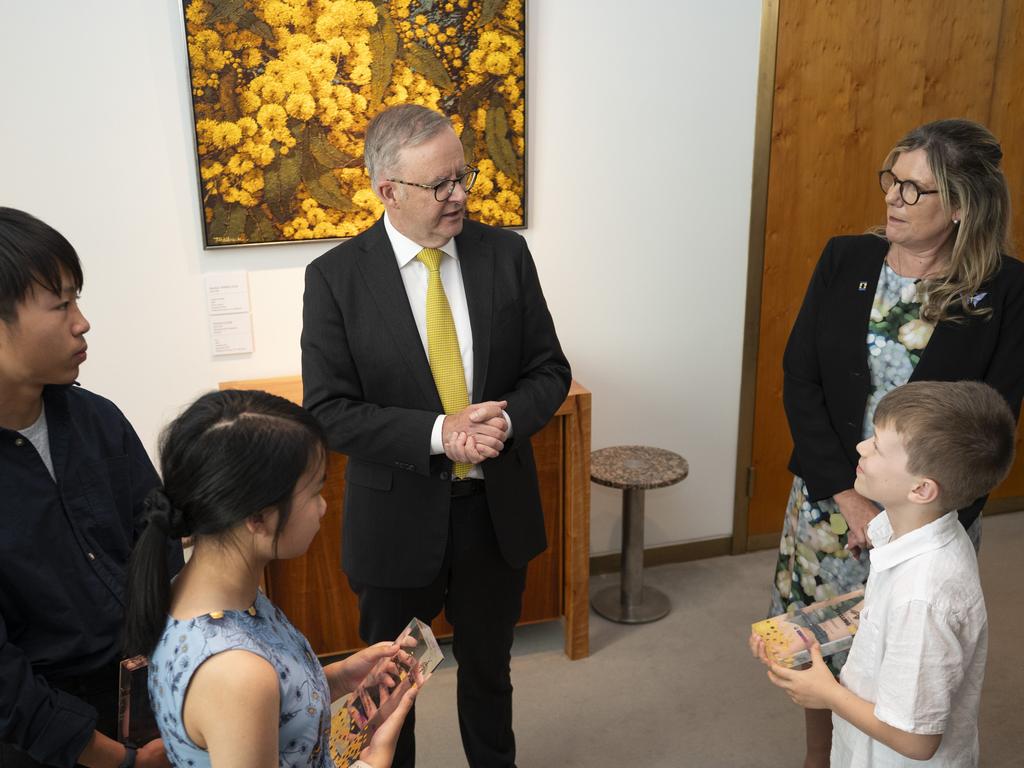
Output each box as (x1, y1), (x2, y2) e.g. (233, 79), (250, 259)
(784, 234), (1024, 528)
(301, 217), (571, 588)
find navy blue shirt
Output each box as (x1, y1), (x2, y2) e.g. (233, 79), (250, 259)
(0, 384), (183, 767)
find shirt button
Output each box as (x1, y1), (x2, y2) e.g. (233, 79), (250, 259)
(440, 471), (449, 481)
(87, 552), (96, 561)
(14, 438), (25, 446)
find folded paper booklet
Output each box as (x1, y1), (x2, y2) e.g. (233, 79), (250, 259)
(117, 655), (160, 746)
(329, 617), (444, 767)
(751, 588), (865, 668)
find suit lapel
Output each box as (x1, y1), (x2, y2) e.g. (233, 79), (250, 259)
(457, 223), (494, 402)
(355, 219), (441, 408)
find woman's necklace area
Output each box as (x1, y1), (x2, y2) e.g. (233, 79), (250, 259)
(887, 243), (946, 281)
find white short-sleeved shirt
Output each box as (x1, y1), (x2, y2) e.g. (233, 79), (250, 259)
(831, 510), (987, 767)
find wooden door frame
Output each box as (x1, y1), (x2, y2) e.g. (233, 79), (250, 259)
(730, 0), (1024, 555)
(731, 0), (779, 555)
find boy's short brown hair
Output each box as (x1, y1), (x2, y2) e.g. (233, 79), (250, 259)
(874, 380), (1016, 511)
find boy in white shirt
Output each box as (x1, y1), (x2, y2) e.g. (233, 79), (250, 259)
(755, 380), (1016, 767)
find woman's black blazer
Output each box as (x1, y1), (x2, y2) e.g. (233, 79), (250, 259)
(783, 234), (1024, 528)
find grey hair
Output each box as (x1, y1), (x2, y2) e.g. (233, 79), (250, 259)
(364, 104), (453, 187)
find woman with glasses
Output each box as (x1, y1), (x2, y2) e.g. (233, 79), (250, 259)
(763, 118), (1024, 767)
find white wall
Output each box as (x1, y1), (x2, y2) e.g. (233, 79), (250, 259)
(0, 1), (761, 555)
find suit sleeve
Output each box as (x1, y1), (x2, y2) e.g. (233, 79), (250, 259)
(982, 259), (1024, 419)
(301, 260), (438, 473)
(782, 238), (857, 501)
(0, 612), (96, 768)
(498, 242), (571, 440)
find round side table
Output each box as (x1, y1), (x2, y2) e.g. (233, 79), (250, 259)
(590, 445), (689, 624)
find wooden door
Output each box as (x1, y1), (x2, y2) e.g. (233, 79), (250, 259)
(744, 0), (1024, 547)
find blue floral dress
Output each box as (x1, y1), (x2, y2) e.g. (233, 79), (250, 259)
(148, 591), (332, 767)
(769, 262), (934, 673)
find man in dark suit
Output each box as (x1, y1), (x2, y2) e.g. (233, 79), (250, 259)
(301, 104), (570, 768)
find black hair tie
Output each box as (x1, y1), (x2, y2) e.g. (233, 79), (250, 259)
(144, 488), (191, 539)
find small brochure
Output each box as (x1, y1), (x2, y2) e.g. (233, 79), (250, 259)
(117, 655), (160, 746)
(751, 588), (865, 668)
(329, 617), (443, 767)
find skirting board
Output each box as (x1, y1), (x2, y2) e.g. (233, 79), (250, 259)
(590, 536), (732, 576)
(744, 495), (1024, 552)
(589, 498), (1024, 571)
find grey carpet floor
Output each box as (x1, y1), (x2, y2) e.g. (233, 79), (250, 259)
(414, 510), (1024, 766)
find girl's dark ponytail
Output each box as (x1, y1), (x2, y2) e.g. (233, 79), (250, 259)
(124, 489), (191, 656)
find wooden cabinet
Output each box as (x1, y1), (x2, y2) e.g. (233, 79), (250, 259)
(218, 376), (591, 659)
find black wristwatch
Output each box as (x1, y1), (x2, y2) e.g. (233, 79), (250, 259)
(119, 745), (137, 768)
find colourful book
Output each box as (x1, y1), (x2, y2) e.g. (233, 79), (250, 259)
(329, 617), (443, 767)
(751, 588), (864, 668)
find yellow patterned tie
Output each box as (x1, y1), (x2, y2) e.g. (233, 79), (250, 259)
(416, 248), (472, 478)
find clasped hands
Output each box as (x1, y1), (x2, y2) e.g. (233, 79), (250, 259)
(442, 400), (509, 464)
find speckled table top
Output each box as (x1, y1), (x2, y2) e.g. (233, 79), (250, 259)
(590, 445), (689, 490)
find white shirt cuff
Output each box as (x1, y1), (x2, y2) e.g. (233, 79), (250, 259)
(430, 414), (446, 454)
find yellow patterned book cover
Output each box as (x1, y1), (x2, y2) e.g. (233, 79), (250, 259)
(752, 588), (864, 668)
(329, 618), (443, 767)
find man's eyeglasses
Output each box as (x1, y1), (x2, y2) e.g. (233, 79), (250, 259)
(388, 168), (479, 202)
(878, 169), (939, 205)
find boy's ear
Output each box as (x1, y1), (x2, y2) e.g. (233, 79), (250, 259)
(908, 476), (940, 505)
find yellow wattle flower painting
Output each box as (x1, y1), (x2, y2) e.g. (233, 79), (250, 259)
(183, 0), (526, 247)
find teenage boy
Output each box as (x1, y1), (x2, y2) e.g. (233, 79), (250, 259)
(0, 208), (180, 768)
(756, 380), (1015, 766)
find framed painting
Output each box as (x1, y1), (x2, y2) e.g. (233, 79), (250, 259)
(182, 0), (527, 247)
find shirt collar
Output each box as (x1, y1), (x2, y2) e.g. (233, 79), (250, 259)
(383, 212), (458, 269)
(868, 509), (961, 572)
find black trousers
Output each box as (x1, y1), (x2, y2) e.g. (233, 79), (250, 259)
(349, 491), (527, 768)
(0, 666), (118, 768)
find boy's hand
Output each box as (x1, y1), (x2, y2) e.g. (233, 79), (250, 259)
(766, 642), (840, 710)
(748, 632), (772, 667)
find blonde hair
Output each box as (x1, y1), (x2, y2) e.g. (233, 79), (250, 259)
(877, 119), (1012, 323)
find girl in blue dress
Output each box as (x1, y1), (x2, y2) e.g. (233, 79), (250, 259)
(125, 390), (416, 768)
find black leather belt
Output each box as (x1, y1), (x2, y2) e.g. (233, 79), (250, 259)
(450, 478), (486, 497)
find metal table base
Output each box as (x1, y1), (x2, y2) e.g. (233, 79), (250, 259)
(591, 487), (670, 623)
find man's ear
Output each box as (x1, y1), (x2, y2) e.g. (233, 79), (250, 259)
(377, 179), (400, 207)
(908, 477), (940, 505)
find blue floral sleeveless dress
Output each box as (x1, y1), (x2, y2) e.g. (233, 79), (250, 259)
(148, 591), (332, 767)
(769, 262), (934, 673)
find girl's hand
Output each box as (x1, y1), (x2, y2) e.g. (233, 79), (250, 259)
(359, 681), (422, 768)
(328, 642), (399, 699)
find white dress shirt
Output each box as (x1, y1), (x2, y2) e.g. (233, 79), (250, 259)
(384, 213), (511, 479)
(831, 510), (987, 767)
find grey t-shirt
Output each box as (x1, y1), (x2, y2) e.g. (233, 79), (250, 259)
(19, 406), (55, 481)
